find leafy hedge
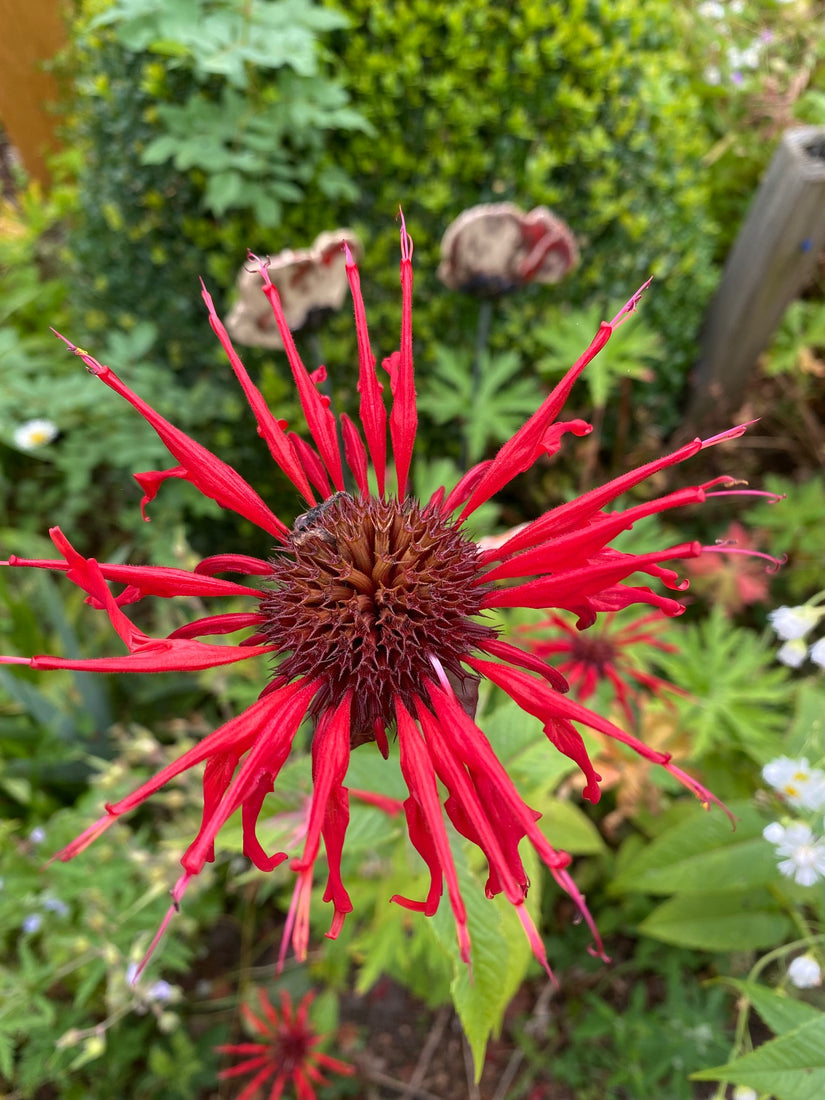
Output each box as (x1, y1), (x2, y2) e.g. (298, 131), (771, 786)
(282, 0), (720, 418)
(63, 1), (719, 425)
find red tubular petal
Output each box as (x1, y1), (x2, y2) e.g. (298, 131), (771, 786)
(134, 467), (186, 522)
(253, 256), (345, 491)
(289, 432), (332, 499)
(340, 413), (369, 495)
(481, 486), (708, 580)
(321, 785), (353, 938)
(291, 694), (352, 872)
(180, 680), (320, 876)
(393, 698), (471, 963)
(194, 554), (272, 576)
(470, 657), (729, 816)
(417, 705), (526, 906)
(476, 637), (569, 693)
(425, 680), (576, 877)
(345, 245), (387, 495)
(201, 280), (317, 504)
(131, 870), (193, 980)
(483, 544), (700, 609)
(199, 751), (241, 864)
(584, 584), (687, 618)
(9, 555), (264, 604)
(167, 612), (265, 640)
(51, 814), (116, 862)
(242, 776), (289, 872)
(48, 528), (146, 651)
(538, 418), (593, 458)
(28, 640), (274, 675)
(53, 335), (289, 540)
(457, 318), (615, 521)
(443, 460), (493, 513)
(103, 681), (317, 820)
(479, 440), (706, 562)
(389, 213), (418, 498)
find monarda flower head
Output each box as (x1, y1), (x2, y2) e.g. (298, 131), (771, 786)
(1, 216), (778, 978)
(217, 988), (354, 1100)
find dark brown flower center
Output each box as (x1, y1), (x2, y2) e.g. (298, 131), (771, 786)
(260, 493), (494, 745)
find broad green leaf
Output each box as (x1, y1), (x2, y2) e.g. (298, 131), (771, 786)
(718, 980), (822, 1037)
(692, 1016), (825, 1100)
(639, 890), (791, 951)
(429, 836), (540, 1076)
(610, 800), (776, 895)
(536, 797), (607, 856)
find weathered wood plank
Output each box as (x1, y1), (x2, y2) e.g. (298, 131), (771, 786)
(687, 126), (825, 427)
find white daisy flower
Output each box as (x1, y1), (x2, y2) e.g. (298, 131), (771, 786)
(762, 757), (825, 811)
(13, 418), (59, 451)
(767, 822), (825, 887)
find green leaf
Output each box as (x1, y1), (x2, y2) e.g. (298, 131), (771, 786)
(692, 1016), (825, 1100)
(639, 890), (791, 951)
(610, 800), (778, 896)
(417, 345), (544, 463)
(535, 304), (663, 409)
(656, 607), (792, 761)
(429, 836), (539, 1076)
(718, 980), (822, 1037)
(536, 797), (607, 856)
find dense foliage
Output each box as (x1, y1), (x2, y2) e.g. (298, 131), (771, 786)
(2, 0), (825, 1096)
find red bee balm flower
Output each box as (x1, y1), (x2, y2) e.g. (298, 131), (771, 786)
(522, 610), (685, 730)
(217, 988), (354, 1100)
(1, 218), (772, 978)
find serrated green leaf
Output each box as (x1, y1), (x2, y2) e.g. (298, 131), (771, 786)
(610, 800), (776, 895)
(718, 979), (822, 1037)
(692, 1016), (825, 1099)
(639, 890), (791, 951)
(428, 835), (539, 1076)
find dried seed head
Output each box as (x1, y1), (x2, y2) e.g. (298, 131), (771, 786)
(260, 493), (494, 744)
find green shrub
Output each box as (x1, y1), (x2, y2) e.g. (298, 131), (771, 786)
(280, 0), (720, 427)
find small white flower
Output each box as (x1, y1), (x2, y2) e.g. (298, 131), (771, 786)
(768, 822), (825, 886)
(732, 1087), (757, 1100)
(727, 43), (761, 70)
(12, 418), (59, 451)
(763, 821), (786, 844)
(810, 637), (825, 669)
(28, 826), (46, 845)
(769, 605), (822, 641)
(704, 65), (722, 86)
(763, 757), (825, 811)
(788, 954), (822, 989)
(777, 639), (808, 668)
(697, 0), (725, 17)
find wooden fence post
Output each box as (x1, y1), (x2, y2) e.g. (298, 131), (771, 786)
(687, 126), (825, 428)
(0, 0), (67, 189)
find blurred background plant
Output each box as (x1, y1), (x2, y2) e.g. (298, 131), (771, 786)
(2, 0), (825, 1095)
